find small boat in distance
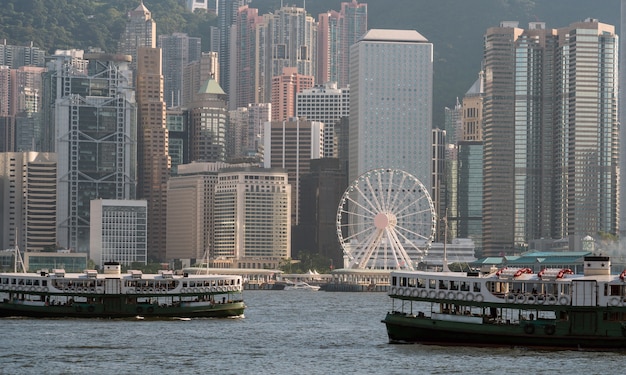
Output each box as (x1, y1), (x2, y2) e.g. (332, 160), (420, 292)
(0, 262), (245, 319)
(283, 281), (321, 291)
(382, 256), (626, 349)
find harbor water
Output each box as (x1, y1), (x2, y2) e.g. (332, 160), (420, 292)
(1, 290), (624, 374)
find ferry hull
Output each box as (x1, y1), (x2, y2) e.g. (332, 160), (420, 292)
(0, 300), (245, 319)
(383, 312), (626, 350)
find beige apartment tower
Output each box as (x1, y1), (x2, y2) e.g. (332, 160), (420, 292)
(136, 46), (170, 262)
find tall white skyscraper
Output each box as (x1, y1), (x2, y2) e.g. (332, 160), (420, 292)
(349, 29), (433, 187)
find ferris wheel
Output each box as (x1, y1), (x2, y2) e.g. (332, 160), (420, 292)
(336, 168), (436, 270)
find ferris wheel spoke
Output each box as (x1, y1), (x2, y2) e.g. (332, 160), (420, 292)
(394, 223), (433, 242)
(353, 184), (382, 215)
(355, 228), (384, 269)
(387, 174), (409, 212)
(389, 180), (427, 215)
(364, 173), (384, 212)
(393, 226), (431, 256)
(344, 189), (379, 217)
(386, 227), (416, 270)
(341, 225), (377, 244)
(339, 207), (376, 222)
(395, 207), (434, 222)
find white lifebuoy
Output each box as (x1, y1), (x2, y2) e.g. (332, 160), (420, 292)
(466, 292), (474, 302)
(42, 287), (48, 292)
(610, 297), (620, 307)
(419, 290), (428, 298)
(526, 295), (536, 304)
(437, 291), (446, 299)
(428, 290), (436, 299)
(559, 296), (570, 305)
(412, 289), (419, 297)
(516, 294), (526, 303)
(475, 294), (484, 302)
(456, 292), (464, 300)
(96, 288), (103, 294)
(547, 295), (557, 305)
(447, 292), (456, 300)
(390, 287), (397, 295)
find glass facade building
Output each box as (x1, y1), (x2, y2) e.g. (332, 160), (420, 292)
(482, 20), (618, 255)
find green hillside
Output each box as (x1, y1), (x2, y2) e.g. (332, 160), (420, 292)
(0, 0), (620, 125)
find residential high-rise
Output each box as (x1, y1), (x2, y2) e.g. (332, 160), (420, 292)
(263, 118), (323, 226)
(0, 152), (56, 252)
(117, 1), (156, 72)
(318, 1), (368, 87)
(136, 47), (170, 262)
(89, 199), (147, 267)
(349, 29), (433, 186)
(271, 67), (314, 121)
(188, 78), (228, 162)
(482, 20), (618, 255)
(296, 82), (349, 158)
(218, 0), (245, 98)
(213, 166), (291, 269)
(158, 33), (202, 108)
(44, 51), (136, 253)
(257, 6), (317, 105)
(231, 5), (264, 109)
(0, 41), (46, 68)
(182, 52), (219, 107)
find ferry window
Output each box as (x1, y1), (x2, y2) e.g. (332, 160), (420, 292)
(408, 278), (416, 287)
(610, 285), (620, 296)
(460, 282), (469, 291)
(401, 278), (408, 287)
(439, 280), (448, 290)
(450, 281), (458, 290)
(429, 279), (436, 289)
(417, 278), (425, 288)
(473, 282), (481, 292)
(391, 276), (397, 286)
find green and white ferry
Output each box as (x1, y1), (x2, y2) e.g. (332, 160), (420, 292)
(383, 256), (626, 349)
(0, 262), (245, 319)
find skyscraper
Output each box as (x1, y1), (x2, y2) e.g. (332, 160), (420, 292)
(296, 82), (350, 158)
(263, 118), (324, 226)
(158, 33), (202, 108)
(317, 1), (368, 87)
(257, 6), (317, 105)
(218, 0), (245, 98)
(270, 67), (314, 121)
(349, 29), (433, 186)
(482, 20), (618, 255)
(188, 78), (228, 162)
(136, 46), (170, 262)
(0, 152), (56, 252)
(213, 166), (291, 269)
(117, 1), (156, 72)
(44, 51), (136, 253)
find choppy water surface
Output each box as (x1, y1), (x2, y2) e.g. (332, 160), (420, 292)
(1, 291), (624, 374)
